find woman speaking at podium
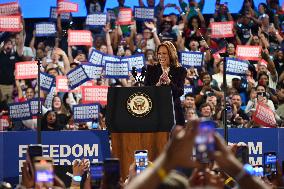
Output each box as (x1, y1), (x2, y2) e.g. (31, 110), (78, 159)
(144, 41), (187, 127)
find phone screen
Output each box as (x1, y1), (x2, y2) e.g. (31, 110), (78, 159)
(264, 152), (277, 176)
(34, 158), (54, 187)
(253, 165), (264, 177)
(236, 146), (249, 164)
(195, 119), (215, 163)
(28, 144), (43, 160)
(135, 150), (148, 174)
(104, 158), (120, 187)
(90, 162), (104, 189)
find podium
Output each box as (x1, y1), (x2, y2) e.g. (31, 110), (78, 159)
(106, 86), (175, 179)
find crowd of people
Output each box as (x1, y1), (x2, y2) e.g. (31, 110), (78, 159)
(0, 0), (284, 131)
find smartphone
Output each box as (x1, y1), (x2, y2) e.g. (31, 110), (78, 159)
(134, 150), (148, 174)
(103, 158), (120, 188)
(90, 162), (104, 189)
(264, 152), (277, 177)
(236, 146), (249, 164)
(34, 157), (54, 188)
(253, 165), (264, 177)
(195, 119), (216, 163)
(28, 144), (43, 161)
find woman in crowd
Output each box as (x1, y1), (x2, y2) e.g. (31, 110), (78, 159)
(144, 41), (187, 127)
(51, 95), (70, 126)
(41, 110), (65, 131)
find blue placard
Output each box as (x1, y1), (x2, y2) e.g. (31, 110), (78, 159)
(134, 6), (154, 21)
(44, 85), (56, 109)
(180, 51), (204, 68)
(86, 13), (107, 28)
(102, 54), (121, 67)
(121, 54), (145, 71)
(226, 57), (249, 76)
(81, 63), (103, 80)
(180, 85), (194, 101)
(40, 72), (55, 92)
(88, 48), (104, 66)
(105, 61), (129, 79)
(66, 65), (90, 90)
(35, 22), (56, 37)
(0, 130), (111, 185)
(8, 101), (32, 121)
(73, 103), (100, 123)
(50, 7), (71, 22)
(29, 98), (43, 116)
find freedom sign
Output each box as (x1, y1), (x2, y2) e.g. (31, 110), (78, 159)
(225, 58), (249, 76)
(40, 72), (55, 92)
(56, 76), (69, 92)
(252, 103), (277, 128)
(29, 98), (42, 116)
(81, 86), (108, 105)
(134, 6), (154, 21)
(0, 2), (19, 16)
(50, 7), (71, 22)
(81, 63), (103, 80)
(180, 85), (194, 101)
(35, 22), (56, 37)
(44, 85), (56, 109)
(0, 116), (9, 131)
(66, 65), (90, 90)
(73, 104), (100, 123)
(117, 8), (132, 25)
(68, 30), (93, 46)
(210, 21), (234, 38)
(15, 61), (38, 79)
(0, 15), (21, 32)
(105, 61), (129, 79)
(236, 45), (261, 61)
(180, 51), (204, 68)
(86, 13), (107, 28)
(57, 0), (78, 13)
(121, 54), (145, 71)
(88, 48), (104, 66)
(101, 54), (120, 66)
(8, 101), (32, 121)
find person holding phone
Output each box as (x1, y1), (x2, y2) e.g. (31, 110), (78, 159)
(144, 41), (187, 127)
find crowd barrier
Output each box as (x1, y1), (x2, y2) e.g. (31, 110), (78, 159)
(0, 128), (283, 185)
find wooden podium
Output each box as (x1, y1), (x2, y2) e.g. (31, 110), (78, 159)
(106, 86), (174, 179)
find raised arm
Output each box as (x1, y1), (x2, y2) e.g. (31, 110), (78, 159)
(145, 22), (161, 47)
(103, 23), (114, 55)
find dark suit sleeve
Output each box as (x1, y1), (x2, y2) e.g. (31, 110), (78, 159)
(144, 65), (155, 86)
(170, 67), (187, 99)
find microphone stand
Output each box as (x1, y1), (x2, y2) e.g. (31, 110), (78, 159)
(36, 58), (42, 144)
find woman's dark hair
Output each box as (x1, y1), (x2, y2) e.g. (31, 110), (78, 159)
(257, 71), (269, 81)
(41, 111), (57, 131)
(239, 0), (256, 15)
(187, 16), (201, 30)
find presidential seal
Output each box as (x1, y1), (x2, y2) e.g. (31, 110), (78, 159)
(127, 92), (152, 117)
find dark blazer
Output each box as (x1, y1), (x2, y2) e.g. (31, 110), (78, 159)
(144, 64), (187, 126)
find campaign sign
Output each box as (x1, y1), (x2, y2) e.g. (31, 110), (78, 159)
(180, 51), (204, 68)
(81, 63), (103, 80)
(101, 54), (120, 67)
(225, 58), (249, 76)
(236, 45), (261, 61)
(50, 7), (71, 22)
(180, 85), (194, 101)
(0, 130), (111, 185)
(0, 15), (21, 32)
(210, 21), (234, 38)
(212, 47), (226, 59)
(68, 30), (93, 46)
(29, 98), (42, 116)
(35, 22), (56, 37)
(15, 61), (38, 80)
(105, 61), (129, 79)
(252, 103), (277, 128)
(81, 86), (108, 105)
(73, 103), (100, 123)
(0, 116), (9, 131)
(8, 101), (32, 121)
(88, 48), (104, 66)
(86, 13), (107, 28)
(66, 65), (90, 90)
(134, 6), (154, 21)
(57, 0), (78, 13)
(0, 2), (19, 16)
(107, 8), (116, 21)
(117, 8), (132, 25)
(45, 85), (56, 109)
(56, 76), (69, 92)
(121, 54), (145, 71)
(40, 72), (55, 92)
